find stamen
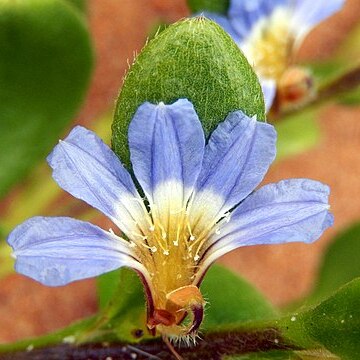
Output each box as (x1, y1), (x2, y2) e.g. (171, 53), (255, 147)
(140, 242), (157, 253)
(132, 232), (148, 240)
(186, 222), (195, 242)
(157, 222), (167, 239)
(130, 197), (146, 205)
(170, 207), (184, 215)
(129, 196), (154, 230)
(224, 212), (231, 223)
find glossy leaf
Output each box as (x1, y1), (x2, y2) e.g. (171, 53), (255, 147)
(0, 241), (12, 279)
(275, 107), (320, 161)
(332, 22), (360, 73)
(228, 349), (339, 360)
(308, 223), (360, 304)
(0, 0), (93, 198)
(201, 265), (277, 328)
(0, 316), (96, 354)
(337, 83), (360, 106)
(224, 351), (301, 359)
(96, 268), (149, 343)
(66, 0), (87, 12)
(113, 17), (264, 167)
(97, 269), (122, 310)
(309, 22), (360, 91)
(187, 0), (229, 14)
(281, 278), (360, 360)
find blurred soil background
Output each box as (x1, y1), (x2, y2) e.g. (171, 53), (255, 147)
(1, 0), (360, 343)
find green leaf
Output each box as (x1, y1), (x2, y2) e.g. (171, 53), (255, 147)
(230, 349), (338, 360)
(0, 315), (96, 354)
(224, 351), (301, 359)
(309, 22), (360, 93)
(97, 269), (122, 309)
(0, 241), (12, 279)
(308, 223), (360, 304)
(201, 265), (277, 328)
(337, 83), (360, 106)
(275, 107), (320, 161)
(294, 349), (340, 360)
(281, 278), (360, 360)
(332, 23), (360, 73)
(187, 0), (229, 14)
(0, 0), (93, 198)
(66, 0), (87, 12)
(95, 268), (149, 343)
(113, 17), (264, 167)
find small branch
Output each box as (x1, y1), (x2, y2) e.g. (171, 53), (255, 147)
(317, 66), (360, 101)
(0, 328), (300, 360)
(269, 65), (360, 123)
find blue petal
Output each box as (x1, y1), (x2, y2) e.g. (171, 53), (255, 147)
(7, 217), (144, 286)
(199, 12), (242, 44)
(291, 0), (345, 41)
(261, 78), (276, 112)
(228, 0), (287, 40)
(190, 111), (276, 231)
(47, 126), (148, 238)
(199, 179), (332, 273)
(128, 99), (205, 204)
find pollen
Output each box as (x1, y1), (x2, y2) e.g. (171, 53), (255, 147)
(244, 7), (293, 81)
(127, 184), (222, 320)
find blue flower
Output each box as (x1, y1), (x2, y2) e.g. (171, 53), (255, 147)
(202, 0), (344, 110)
(7, 99), (332, 338)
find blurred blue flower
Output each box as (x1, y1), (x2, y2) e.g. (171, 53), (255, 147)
(203, 0), (345, 110)
(7, 99), (333, 337)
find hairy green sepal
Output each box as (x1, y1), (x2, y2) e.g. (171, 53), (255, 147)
(112, 17), (264, 166)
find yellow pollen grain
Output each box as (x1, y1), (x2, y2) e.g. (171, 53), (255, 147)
(130, 190), (221, 313)
(245, 8), (294, 81)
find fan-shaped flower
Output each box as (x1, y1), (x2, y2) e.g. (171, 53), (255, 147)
(7, 99), (332, 339)
(203, 0), (344, 110)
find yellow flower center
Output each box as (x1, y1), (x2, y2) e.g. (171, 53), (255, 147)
(243, 7), (294, 80)
(138, 207), (197, 310)
(127, 183), (221, 313)
(126, 183), (229, 336)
